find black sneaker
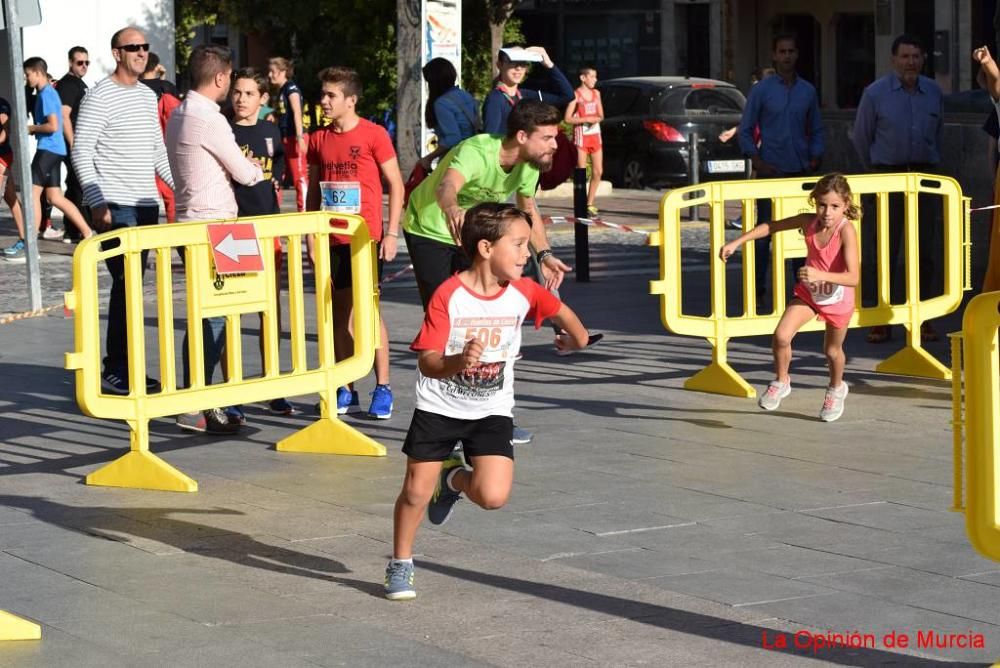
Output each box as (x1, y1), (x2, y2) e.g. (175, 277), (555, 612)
(204, 408), (241, 435)
(427, 456), (465, 525)
(101, 371), (162, 395)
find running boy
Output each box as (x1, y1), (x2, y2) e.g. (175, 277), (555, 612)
(385, 203), (590, 600)
(719, 173), (859, 422)
(23, 57), (92, 243)
(0, 96), (28, 262)
(563, 66), (603, 215)
(306, 66), (404, 419)
(230, 67), (293, 416)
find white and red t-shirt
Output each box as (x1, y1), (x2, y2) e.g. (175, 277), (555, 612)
(307, 118), (396, 244)
(411, 275), (562, 420)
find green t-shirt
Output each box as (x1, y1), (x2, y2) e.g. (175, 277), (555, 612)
(404, 134), (540, 245)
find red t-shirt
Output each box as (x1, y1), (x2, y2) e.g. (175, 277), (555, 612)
(307, 118), (395, 244)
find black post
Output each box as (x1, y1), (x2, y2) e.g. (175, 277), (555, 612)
(573, 167), (590, 282)
(688, 131), (700, 186)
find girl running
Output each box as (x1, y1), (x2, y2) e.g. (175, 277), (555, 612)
(719, 173), (860, 422)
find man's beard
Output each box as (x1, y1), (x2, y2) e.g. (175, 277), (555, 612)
(528, 154), (554, 172)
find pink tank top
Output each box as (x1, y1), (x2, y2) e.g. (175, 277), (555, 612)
(796, 217), (854, 314)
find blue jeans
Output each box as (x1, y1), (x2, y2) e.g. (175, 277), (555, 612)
(101, 204), (159, 375)
(178, 247), (227, 388)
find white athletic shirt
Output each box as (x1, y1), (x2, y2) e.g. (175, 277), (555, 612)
(411, 275), (561, 420)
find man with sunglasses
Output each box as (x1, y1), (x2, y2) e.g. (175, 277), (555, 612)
(57, 46), (90, 242)
(72, 26), (174, 396)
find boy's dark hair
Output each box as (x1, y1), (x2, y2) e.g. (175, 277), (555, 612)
(68, 46), (87, 60)
(461, 203), (532, 260)
(234, 67), (269, 95)
(23, 57), (47, 74)
(506, 100), (561, 139)
(318, 66), (363, 99)
(772, 32), (797, 51)
(578, 65), (596, 77)
(144, 52), (160, 75)
(189, 45), (232, 88)
(891, 33), (924, 55)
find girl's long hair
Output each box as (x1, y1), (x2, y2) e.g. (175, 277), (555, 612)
(809, 173), (860, 220)
(422, 57), (457, 129)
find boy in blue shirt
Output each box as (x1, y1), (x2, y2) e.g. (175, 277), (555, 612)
(23, 57), (92, 244)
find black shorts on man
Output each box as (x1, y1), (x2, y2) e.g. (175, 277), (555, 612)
(329, 243), (385, 291)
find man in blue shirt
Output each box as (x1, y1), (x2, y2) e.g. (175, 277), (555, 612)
(738, 34), (824, 303)
(852, 34), (943, 343)
(23, 57), (92, 244)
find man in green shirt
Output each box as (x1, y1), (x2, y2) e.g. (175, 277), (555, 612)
(404, 100), (571, 308)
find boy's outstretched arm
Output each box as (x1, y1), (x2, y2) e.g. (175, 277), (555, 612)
(551, 304), (589, 353)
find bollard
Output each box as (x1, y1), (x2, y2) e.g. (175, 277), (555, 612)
(573, 167), (591, 282)
(684, 132), (701, 221)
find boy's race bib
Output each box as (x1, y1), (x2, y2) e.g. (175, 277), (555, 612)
(808, 280), (844, 306)
(446, 316), (520, 363)
(320, 181), (361, 214)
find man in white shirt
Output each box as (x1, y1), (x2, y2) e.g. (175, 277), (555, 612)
(166, 44), (263, 434)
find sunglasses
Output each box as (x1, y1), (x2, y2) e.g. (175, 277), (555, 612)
(509, 61), (530, 68)
(75, 60), (90, 66)
(115, 43), (150, 53)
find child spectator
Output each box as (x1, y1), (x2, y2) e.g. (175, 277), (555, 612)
(719, 173), (860, 422)
(0, 96), (29, 262)
(482, 46), (573, 135)
(230, 67), (293, 416)
(563, 65), (604, 216)
(268, 57), (307, 211)
(306, 66), (404, 419)
(384, 202), (590, 600)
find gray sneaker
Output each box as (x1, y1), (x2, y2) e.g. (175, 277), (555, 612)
(3, 239), (25, 263)
(427, 455), (465, 525)
(384, 560), (416, 600)
(819, 383), (849, 422)
(512, 425), (533, 444)
(758, 380), (791, 411)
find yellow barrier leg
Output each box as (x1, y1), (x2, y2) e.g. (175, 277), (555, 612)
(277, 416), (386, 456)
(683, 340), (756, 398)
(875, 326), (950, 380)
(86, 420), (198, 493)
(0, 610), (41, 641)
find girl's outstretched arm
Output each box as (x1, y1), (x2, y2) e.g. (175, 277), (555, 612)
(719, 213), (812, 262)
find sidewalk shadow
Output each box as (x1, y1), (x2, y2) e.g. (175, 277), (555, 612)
(0, 494), (382, 597)
(420, 561), (981, 666)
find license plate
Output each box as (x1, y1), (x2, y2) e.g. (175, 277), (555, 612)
(706, 159), (745, 174)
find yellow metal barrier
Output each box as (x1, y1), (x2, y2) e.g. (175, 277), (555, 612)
(0, 609), (40, 640)
(951, 292), (1000, 563)
(649, 173), (971, 397)
(64, 212), (385, 493)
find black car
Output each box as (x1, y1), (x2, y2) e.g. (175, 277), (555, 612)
(598, 76), (747, 189)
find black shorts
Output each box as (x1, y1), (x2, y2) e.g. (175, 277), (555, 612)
(402, 409), (514, 461)
(404, 230), (471, 310)
(329, 243), (385, 291)
(31, 149), (63, 187)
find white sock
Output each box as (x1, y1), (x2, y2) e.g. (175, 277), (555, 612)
(390, 558), (413, 566)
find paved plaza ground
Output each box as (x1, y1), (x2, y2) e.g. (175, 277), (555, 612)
(0, 189), (998, 666)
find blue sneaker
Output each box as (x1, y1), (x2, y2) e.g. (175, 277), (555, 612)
(336, 387), (360, 414)
(384, 560), (416, 600)
(428, 455), (465, 525)
(269, 398), (295, 415)
(368, 384), (393, 419)
(3, 239), (26, 263)
(224, 405), (246, 425)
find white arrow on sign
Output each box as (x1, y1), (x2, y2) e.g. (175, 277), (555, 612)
(214, 233), (260, 262)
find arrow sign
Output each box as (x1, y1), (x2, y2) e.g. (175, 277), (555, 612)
(207, 223), (264, 274)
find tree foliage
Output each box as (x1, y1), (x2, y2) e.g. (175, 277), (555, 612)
(174, 0), (518, 115)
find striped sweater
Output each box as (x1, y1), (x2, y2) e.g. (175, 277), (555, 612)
(71, 76), (174, 209)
